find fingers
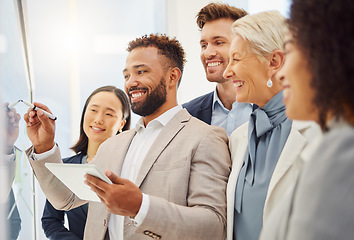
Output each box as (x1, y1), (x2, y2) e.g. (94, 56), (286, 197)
(105, 170), (124, 184)
(85, 174), (111, 203)
(7, 109), (20, 126)
(14, 112), (21, 123)
(23, 102), (56, 153)
(85, 172), (142, 216)
(25, 108), (40, 126)
(88, 181), (106, 199)
(36, 108), (53, 129)
(23, 112), (29, 124)
(105, 170), (130, 185)
(85, 174), (109, 192)
(25, 103), (54, 129)
(33, 102), (53, 114)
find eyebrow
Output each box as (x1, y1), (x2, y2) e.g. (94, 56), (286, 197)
(123, 64), (149, 73)
(200, 36), (227, 44)
(283, 39), (294, 48)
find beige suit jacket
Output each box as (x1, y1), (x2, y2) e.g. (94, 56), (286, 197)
(226, 120), (321, 240)
(27, 109), (231, 240)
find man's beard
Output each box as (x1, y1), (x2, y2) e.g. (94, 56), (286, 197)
(129, 78), (167, 117)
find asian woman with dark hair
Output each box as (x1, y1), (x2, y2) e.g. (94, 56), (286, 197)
(41, 86), (130, 240)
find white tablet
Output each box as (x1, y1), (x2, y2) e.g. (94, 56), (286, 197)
(45, 163), (112, 202)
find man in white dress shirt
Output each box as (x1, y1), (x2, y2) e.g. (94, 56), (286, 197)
(24, 34), (231, 240)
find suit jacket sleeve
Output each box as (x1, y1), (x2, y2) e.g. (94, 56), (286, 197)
(26, 146), (87, 211)
(135, 125), (231, 240)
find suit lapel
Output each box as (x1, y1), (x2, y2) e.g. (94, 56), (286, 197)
(111, 130), (137, 175)
(197, 92), (213, 124)
(87, 132), (137, 240)
(228, 123), (249, 200)
(265, 121), (308, 206)
(135, 110), (189, 187)
(227, 123), (248, 240)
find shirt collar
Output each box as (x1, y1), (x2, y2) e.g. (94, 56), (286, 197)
(212, 87), (224, 112)
(135, 105), (183, 131)
(212, 87), (253, 111)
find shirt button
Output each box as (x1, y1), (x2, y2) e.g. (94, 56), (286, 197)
(229, 113), (234, 118)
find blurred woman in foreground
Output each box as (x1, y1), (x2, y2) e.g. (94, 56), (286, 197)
(260, 0), (354, 239)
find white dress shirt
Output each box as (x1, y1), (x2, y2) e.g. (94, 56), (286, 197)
(108, 105), (183, 240)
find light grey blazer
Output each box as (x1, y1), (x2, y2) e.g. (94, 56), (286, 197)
(226, 120), (321, 240)
(260, 121), (354, 240)
(27, 109), (231, 240)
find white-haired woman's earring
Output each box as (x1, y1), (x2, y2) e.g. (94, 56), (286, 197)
(119, 129), (122, 133)
(267, 79), (273, 88)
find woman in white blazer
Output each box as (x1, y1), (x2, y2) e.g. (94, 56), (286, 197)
(223, 10), (321, 240)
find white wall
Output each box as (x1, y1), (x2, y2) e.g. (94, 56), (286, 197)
(167, 0), (216, 104)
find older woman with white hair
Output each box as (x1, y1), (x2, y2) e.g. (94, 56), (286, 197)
(223, 10), (321, 240)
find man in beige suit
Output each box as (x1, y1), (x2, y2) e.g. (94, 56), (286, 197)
(24, 34), (231, 240)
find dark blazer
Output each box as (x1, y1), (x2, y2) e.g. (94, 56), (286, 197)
(182, 91), (213, 125)
(41, 153), (88, 240)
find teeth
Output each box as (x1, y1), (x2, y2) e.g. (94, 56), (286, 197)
(207, 62), (221, 67)
(92, 127), (103, 131)
(132, 92), (143, 98)
(234, 81), (244, 88)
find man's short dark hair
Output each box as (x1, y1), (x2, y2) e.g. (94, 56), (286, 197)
(127, 34), (186, 87)
(196, 3), (247, 30)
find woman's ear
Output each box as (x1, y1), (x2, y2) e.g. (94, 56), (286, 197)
(269, 50), (285, 73)
(118, 119), (127, 133)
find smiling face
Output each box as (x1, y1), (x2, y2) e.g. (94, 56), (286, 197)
(200, 18), (235, 83)
(223, 34), (279, 107)
(83, 91), (124, 145)
(276, 33), (318, 121)
(123, 47), (170, 117)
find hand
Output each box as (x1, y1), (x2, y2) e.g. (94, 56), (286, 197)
(85, 170), (143, 217)
(4, 104), (20, 154)
(23, 102), (55, 153)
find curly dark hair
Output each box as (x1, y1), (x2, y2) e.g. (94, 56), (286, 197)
(71, 86), (131, 154)
(196, 2), (247, 30)
(127, 33), (186, 87)
(289, 0), (354, 129)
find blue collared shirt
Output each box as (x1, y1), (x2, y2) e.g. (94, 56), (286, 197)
(211, 88), (253, 136)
